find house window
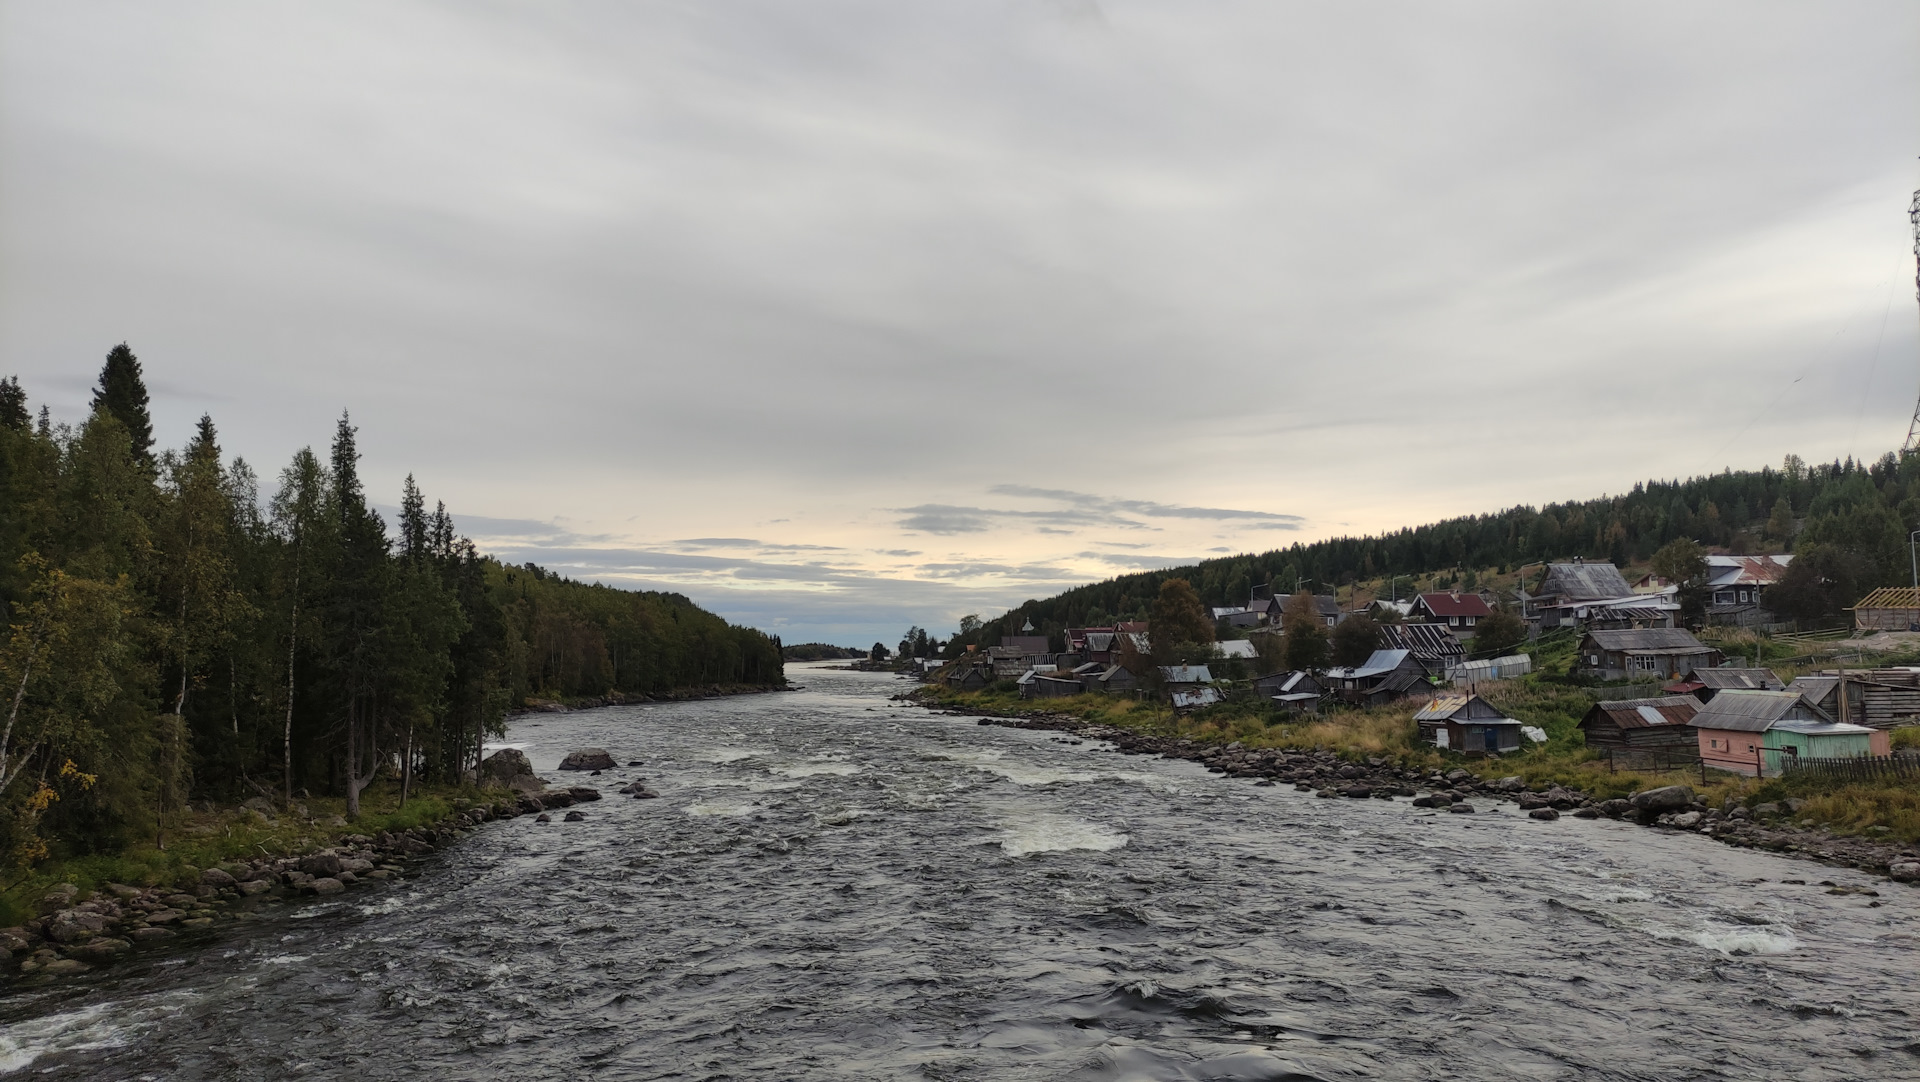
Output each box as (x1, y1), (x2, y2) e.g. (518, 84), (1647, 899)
(1629, 656), (1662, 672)
(1710, 738), (1720, 749)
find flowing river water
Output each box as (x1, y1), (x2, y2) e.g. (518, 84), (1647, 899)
(3, 663), (1918, 1080)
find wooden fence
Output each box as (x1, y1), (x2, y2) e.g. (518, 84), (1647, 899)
(1780, 753), (1920, 784)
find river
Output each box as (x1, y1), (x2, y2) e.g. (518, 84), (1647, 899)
(3, 663), (1917, 1080)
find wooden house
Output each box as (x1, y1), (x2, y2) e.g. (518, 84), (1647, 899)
(1576, 696), (1700, 759)
(946, 666), (990, 692)
(1260, 593), (1343, 628)
(1574, 628), (1720, 681)
(1786, 670), (1920, 730)
(1414, 693), (1523, 754)
(1691, 689), (1889, 777)
(1408, 592), (1493, 641)
(1523, 561), (1635, 629)
(1324, 648), (1429, 706)
(1018, 671), (1084, 700)
(1376, 621), (1464, 676)
(1252, 670), (1323, 713)
(1097, 665), (1138, 694)
(1702, 555), (1792, 626)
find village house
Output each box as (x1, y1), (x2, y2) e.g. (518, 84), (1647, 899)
(1576, 696), (1701, 761)
(1159, 665), (1220, 709)
(1522, 561), (1649, 631)
(1324, 648), (1429, 706)
(1376, 622), (1464, 677)
(1414, 693), (1524, 754)
(1097, 664), (1139, 694)
(1786, 669), (1920, 730)
(1573, 628), (1721, 681)
(1210, 606), (1264, 629)
(1252, 670), (1323, 712)
(1212, 639), (1261, 660)
(1017, 670), (1083, 700)
(1407, 591), (1493, 641)
(1260, 592), (1343, 628)
(1661, 667), (1784, 703)
(1702, 555), (1792, 626)
(1690, 689), (1889, 777)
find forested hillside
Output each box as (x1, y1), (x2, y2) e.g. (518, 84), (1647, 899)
(950, 451), (1920, 650)
(0, 346), (782, 868)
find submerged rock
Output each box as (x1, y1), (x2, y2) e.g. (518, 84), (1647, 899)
(564, 810), (586, 822)
(559, 748), (616, 771)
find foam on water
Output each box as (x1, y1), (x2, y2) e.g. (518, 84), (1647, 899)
(698, 748), (769, 763)
(684, 799), (757, 817)
(775, 762), (863, 778)
(999, 814), (1130, 857)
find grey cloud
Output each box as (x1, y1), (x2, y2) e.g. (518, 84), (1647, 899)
(991, 484), (1305, 526)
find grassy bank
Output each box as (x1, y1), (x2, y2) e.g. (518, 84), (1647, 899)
(0, 781), (486, 927)
(920, 677), (1920, 845)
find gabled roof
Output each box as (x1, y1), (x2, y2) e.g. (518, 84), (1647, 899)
(1703, 555), (1792, 588)
(1582, 696), (1699, 730)
(1413, 592), (1493, 618)
(1326, 649), (1418, 681)
(1084, 632), (1115, 652)
(1214, 640), (1260, 659)
(1853, 587), (1920, 610)
(1414, 693), (1504, 722)
(1689, 668), (1784, 691)
(1584, 628), (1711, 653)
(1378, 622), (1465, 660)
(1158, 665), (1213, 683)
(1537, 562), (1633, 601)
(1688, 689), (1832, 732)
(1210, 607), (1248, 618)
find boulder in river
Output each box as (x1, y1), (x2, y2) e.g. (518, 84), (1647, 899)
(482, 747), (535, 784)
(567, 786), (602, 802)
(1528, 808), (1559, 821)
(1630, 785), (1694, 813)
(559, 748), (616, 771)
(564, 810), (586, 822)
(1890, 862), (1920, 882)
(1447, 803), (1476, 814)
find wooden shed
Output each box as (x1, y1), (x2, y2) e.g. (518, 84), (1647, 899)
(1690, 689), (1889, 777)
(1414, 694), (1523, 754)
(1851, 587), (1920, 632)
(1661, 667), (1784, 703)
(1577, 696), (1700, 758)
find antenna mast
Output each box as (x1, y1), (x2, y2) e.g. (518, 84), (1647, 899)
(1904, 186), (1920, 453)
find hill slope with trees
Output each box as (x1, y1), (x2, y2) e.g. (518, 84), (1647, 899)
(943, 451), (1918, 651)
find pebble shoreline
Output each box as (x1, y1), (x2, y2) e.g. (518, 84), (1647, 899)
(922, 700), (1920, 887)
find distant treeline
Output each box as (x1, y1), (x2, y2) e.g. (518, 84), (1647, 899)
(0, 346), (783, 868)
(946, 452), (1920, 652)
(782, 643), (866, 661)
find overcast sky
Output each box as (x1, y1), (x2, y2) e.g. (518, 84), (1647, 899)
(3, 1), (1916, 646)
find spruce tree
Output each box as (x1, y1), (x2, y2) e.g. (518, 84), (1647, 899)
(91, 344), (155, 465)
(0, 377), (27, 431)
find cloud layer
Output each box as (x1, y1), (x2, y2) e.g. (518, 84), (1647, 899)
(3, 1), (1916, 645)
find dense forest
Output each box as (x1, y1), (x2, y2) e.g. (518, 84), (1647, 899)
(946, 451), (1920, 652)
(0, 346), (782, 869)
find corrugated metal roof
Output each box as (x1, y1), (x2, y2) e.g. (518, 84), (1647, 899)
(1214, 640), (1260, 659)
(1770, 718), (1874, 735)
(1692, 667), (1783, 690)
(1158, 665), (1213, 683)
(1703, 554), (1792, 588)
(1378, 622), (1463, 660)
(1585, 696), (1699, 730)
(1537, 562), (1633, 601)
(1414, 694), (1472, 721)
(1585, 628), (1711, 652)
(1688, 689), (1818, 732)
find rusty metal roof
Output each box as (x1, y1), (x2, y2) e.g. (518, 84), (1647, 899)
(1583, 696), (1699, 730)
(1414, 592), (1493, 618)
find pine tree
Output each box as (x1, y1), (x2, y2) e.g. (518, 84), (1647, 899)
(91, 344), (155, 465)
(0, 377), (27, 432)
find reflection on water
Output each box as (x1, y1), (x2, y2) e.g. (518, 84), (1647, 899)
(4, 664), (1916, 1080)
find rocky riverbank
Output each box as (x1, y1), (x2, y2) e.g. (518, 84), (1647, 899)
(0, 750), (640, 981)
(926, 701), (1920, 887)
(517, 682), (795, 714)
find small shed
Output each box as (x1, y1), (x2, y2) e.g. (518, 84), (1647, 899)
(1690, 689), (1889, 777)
(1253, 670), (1324, 714)
(1577, 696), (1700, 757)
(1414, 694), (1523, 754)
(1097, 664), (1139, 694)
(946, 666), (990, 692)
(1017, 671), (1083, 700)
(1574, 628), (1721, 681)
(1325, 648), (1430, 706)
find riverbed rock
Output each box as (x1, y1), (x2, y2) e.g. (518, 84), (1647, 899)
(299, 853), (343, 877)
(41, 958), (91, 976)
(66, 936), (132, 963)
(310, 877), (345, 896)
(1528, 808), (1560, 821)
(534, 813), (551, 823)
(627, 760), (644, 767)
(45, 909), (108, 944)
(1572, 807), (1601, 819)
(1341, 786), (1372, 799)
(238, 880), (271, 896)
(564, 810), (586, 822)
(559, 748), (616, 771)
(1670, 811), (1704, 830)
(1630, 786), (1694, 813)
(482, 748), (536, 785)
(567, 786), (602, 802)
(1494, 776), (1526, 792)
(1890, 862), (1920, 882)
(144, 908), (186, 925)
(200, 868), (237, 889)
(1448, 803), (1476, 814)
(129, 926), (174, 941)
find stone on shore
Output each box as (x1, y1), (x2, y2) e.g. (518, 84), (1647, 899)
(1630, 786), (1694, 813)
(482, 748), (536, 785)
(310, 877), (345, 896)
(1528, 808), (1559, 821)
(559, 748), (616, 771)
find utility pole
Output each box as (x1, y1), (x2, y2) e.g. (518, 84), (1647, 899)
(1902, 185), (1920, 453)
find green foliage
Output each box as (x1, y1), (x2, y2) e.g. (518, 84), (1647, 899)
(1330, 613), (1380, 667)
(1281, 591), (1329, 671)
(0, 353), (783, 875)
(1471, 607), (1527, 657)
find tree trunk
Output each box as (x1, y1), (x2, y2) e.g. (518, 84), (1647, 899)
(400, 722), (414, 808)
(283, 559), (299, 811)
(344, 694), (376, 820)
